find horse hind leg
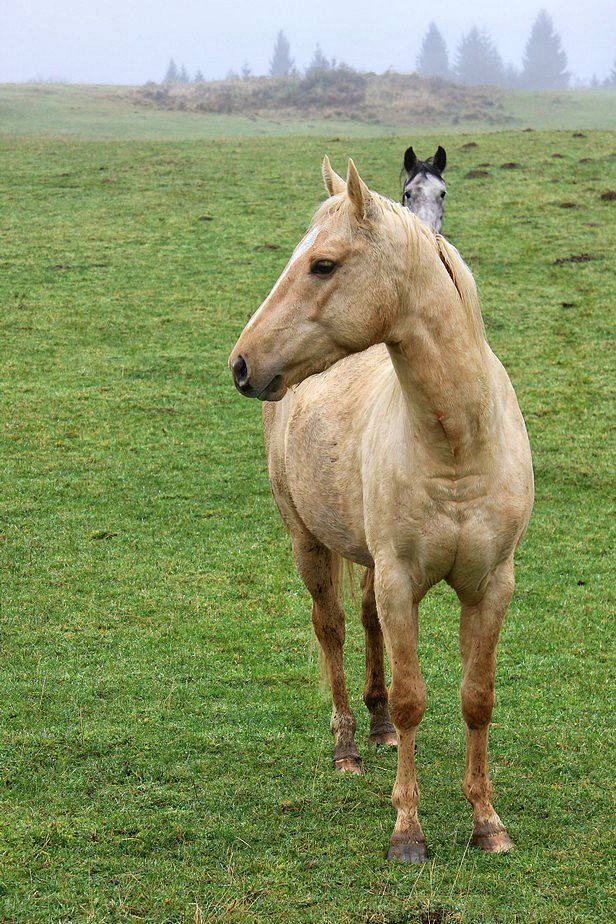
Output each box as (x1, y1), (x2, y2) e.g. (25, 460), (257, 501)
(360, 568), (397, 747)
(459, 560), (516, 853)
(292, 532), (363, 774)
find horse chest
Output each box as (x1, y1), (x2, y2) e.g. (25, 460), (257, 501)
(367, 466), (516, 590)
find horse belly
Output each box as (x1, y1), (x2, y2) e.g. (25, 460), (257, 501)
(286, 419), (372, 566)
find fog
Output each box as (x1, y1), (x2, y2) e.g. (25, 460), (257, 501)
(3, 0), (614, 85)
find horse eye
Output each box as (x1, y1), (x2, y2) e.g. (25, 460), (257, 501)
(311, 260), (337, 277)
(440, 191), (446, 199)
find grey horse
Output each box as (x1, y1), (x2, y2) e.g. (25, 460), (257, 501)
(402, 145), (447, 233)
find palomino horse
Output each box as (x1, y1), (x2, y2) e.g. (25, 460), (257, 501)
(229, 159), (533, 862)
(402, 145), (447, 233)
(339, 143), (450, 745)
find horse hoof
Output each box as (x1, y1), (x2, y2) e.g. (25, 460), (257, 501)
(368, 729), (398, 748)
(333, 756), (364, 775)
(387, 836), (427, 864)
(471, 829), (515, 853)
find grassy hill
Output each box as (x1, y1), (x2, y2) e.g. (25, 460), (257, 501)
(1, 82), (615, 140)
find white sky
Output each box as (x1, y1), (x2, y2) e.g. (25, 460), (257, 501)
(2, 1), (614, 84)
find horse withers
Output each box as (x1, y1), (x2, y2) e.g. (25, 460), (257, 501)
(229, 158), (534, 863)
(402, 145), (447, 233)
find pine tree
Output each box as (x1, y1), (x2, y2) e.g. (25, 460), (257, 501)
(307, 43), (330, 73)
(163, 58), (178, 84)
(416, 23), (449, 79)
(454, 28), (504, 86)
(241, 60), (252, 80)
(604, 60), (616, 88)
(520, 10), (568, 89)
(269, 30), (295, 77)
(179, 64), (190, 84)
(194, 69), (205, 83)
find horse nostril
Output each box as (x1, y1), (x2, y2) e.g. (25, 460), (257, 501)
(232, 354), (249, 389)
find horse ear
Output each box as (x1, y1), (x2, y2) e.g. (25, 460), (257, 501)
(346, 158), (371, 220)
(322, 155), (346, 196)
(434, 146), (446, 173)
(403, 146), (417, 174)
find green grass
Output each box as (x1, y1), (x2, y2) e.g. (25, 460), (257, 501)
(0, 84), (399, 140)
(2, 84), (616, 140)
(0, 127), (614, 923)
(507, 88), (616, 129)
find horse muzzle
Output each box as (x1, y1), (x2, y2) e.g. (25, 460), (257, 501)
(229, 353), (287, 401)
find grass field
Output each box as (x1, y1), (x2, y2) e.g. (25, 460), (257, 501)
(0, 108), (615, 923)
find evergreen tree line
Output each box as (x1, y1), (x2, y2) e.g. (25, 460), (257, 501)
(161, 12), (616, 90)
(417, 11), (613, 89)
(162, 33), (350, 85)
(417, 11), (570, 89)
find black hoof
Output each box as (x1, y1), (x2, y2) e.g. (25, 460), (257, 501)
(387, 837), (427, 864)
(368, 728), (398, 748)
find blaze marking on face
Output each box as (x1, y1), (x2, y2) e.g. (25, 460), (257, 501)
(244, 224), (322, 332)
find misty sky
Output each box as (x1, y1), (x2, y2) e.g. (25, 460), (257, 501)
(3, 1), (614, 85)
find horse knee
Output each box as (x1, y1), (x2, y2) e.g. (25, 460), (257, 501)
(461, 679), (494, 729)
(389, 677), (426, 731)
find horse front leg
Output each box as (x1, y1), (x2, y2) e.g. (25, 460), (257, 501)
(458, 559), (515, 853)
(374, 561), (426, 863)
(292, 533), (362, 774)
(360, 567), (397, 747)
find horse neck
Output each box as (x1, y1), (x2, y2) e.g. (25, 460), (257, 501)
(386, 244), (493, 463)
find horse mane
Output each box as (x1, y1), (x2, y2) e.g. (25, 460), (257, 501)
(311, 191), (485, 345)
(433, 233), (486, 343)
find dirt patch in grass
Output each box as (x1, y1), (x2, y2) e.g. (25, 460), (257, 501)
(466, 169), (489, 178)
(558, 201), (577, 208)
(363, 909), (461, 924)
(501, 162), (521, 168)
(600, 190), (616, 200)
(554, 252), (595, 264)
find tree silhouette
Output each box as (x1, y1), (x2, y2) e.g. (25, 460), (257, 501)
(269, 31), (295, 77)
(307, 43), (330, 73)
(417, 23), (449, 79)
(194, 69), (204, 83)
(605, 60), (616, 88)
(520, 10), (568, 89)
(241, 60), (252, 80)
(163, 58), (178, 84)
(455, 28), (504, 86)
(178, 64), (190, 84)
